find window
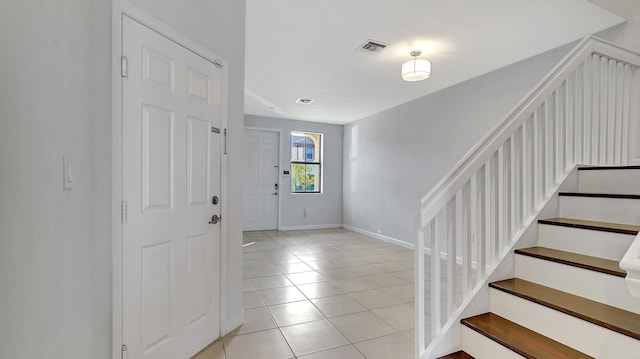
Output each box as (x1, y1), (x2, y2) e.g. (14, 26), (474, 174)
(290, 132), (322, 193)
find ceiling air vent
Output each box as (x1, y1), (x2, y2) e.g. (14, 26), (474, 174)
(357, 40), (389, 54)
(295, 98), (314, 104)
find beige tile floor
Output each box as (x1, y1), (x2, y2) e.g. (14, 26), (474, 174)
(193, 228), (420, 359)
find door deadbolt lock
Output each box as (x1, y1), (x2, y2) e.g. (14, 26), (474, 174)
(211, 195), (219, 205)
(208, 214), (221, 224)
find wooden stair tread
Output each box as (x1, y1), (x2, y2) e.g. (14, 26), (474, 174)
(515, 246), (626, 277)
(461, 313), (592, 359)
(559, 192), (640, 200)
(437, 350), (475, 359)
(538, 217), (640, 235)
(490, 278), (640, 340)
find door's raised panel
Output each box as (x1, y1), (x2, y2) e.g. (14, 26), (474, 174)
(247, 149), (260, 186)
(187, 117), (209, 207)
(246, 195), (259, 223)
(260, 149), (274, 190)
(142, 47), (175, 93)
(187, 68), (210, 103)
(141, 241), (172, 353)
(248, 133), (260, 145)
(142, 105), (174, 211)
(260, 195), (275, 222)
(187, 234), (208, 325)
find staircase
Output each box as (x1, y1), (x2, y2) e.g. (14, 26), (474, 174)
(446, 166), (640, 358)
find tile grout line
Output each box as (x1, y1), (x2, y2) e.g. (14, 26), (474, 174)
(219, 229), (418, 359)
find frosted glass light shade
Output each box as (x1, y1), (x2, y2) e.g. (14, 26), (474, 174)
(401, 58), (431, 82)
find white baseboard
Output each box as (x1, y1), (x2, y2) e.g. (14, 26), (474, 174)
(279, 223), (343, 231)
(341, 225), (479, 269)
(342, 225), (414, 250)
(223, 310), (244, 336)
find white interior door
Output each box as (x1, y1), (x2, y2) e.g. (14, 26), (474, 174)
(243, 130), (279, 230)
(121, 16), (222, 359)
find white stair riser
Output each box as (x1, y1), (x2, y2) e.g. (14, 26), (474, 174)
(538, 224), (633, 261)
(490, 289), (640, 358)
(460, 326), (525, 359)
(515, 255), (640, 313)
(559, 196), (640, 226)
(578, 169), (640, 195)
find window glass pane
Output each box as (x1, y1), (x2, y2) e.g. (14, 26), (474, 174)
(305, 164), (320, 192)
(306, 145), (313, 161)
(291, 132), (305, 161)
(307, 134), (320, 162)
(290, 163), (306, 192)
(290, 163), (320, 192)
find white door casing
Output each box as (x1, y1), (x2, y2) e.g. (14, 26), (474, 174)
(243, 130), (279, 230)
(121, 16), (222, 359)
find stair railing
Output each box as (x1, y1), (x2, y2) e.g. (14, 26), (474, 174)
(415, 36), (640, 359)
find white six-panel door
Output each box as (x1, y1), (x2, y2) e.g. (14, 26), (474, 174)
(122, 16), (222, 359)
(243, 130), (279, 230)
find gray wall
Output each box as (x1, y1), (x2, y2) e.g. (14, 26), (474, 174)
(343, 43), (575, 245)
(0, 0), (112, 358)
(597, 14), (640, 53)
(0, 0), (245, 358)
(245, 115), (343, 229)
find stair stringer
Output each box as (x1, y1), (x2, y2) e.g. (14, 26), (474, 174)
(424, 167), (579, 358)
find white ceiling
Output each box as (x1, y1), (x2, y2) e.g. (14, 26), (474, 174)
(245, 0), (625, 125)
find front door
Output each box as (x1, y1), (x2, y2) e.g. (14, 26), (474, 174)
(243, 129), (279, 230)
(121, 16), (222, 359)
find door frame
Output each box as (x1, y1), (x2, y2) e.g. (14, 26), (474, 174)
(243, 127), (283, 231)
(111, 2), (230, 358)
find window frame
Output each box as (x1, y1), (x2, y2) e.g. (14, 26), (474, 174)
(290, 131), (322, 194)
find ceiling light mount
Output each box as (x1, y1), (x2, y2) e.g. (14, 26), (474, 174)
(402, 50), (431, 82)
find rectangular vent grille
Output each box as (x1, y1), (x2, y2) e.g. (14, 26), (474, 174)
(357, 40), (389, 54)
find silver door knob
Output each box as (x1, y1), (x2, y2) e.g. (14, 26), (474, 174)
(208, 214), (221, 224)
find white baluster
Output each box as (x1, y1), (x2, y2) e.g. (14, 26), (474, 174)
(430, 216), (441, 337)
(576, 62), (586, 164)
(415, 215), (425, 357)
(510, 134), (517, 238)
(522, 119), (530, 222)
(566, 74), (575, 169)
(592, 54), (601, 164)
(543, 100), (552, 195)
(485, 157), (494, 267)
(460, 184), (472, 297)
(584, 55), (593, 164)
(531, 109), (542, 205)
(446, 199), (456, 318)
(556, 86), (565, 180)
(622, 64), (631, 164)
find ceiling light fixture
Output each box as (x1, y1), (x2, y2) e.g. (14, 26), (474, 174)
(401, 50), (431, 82)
